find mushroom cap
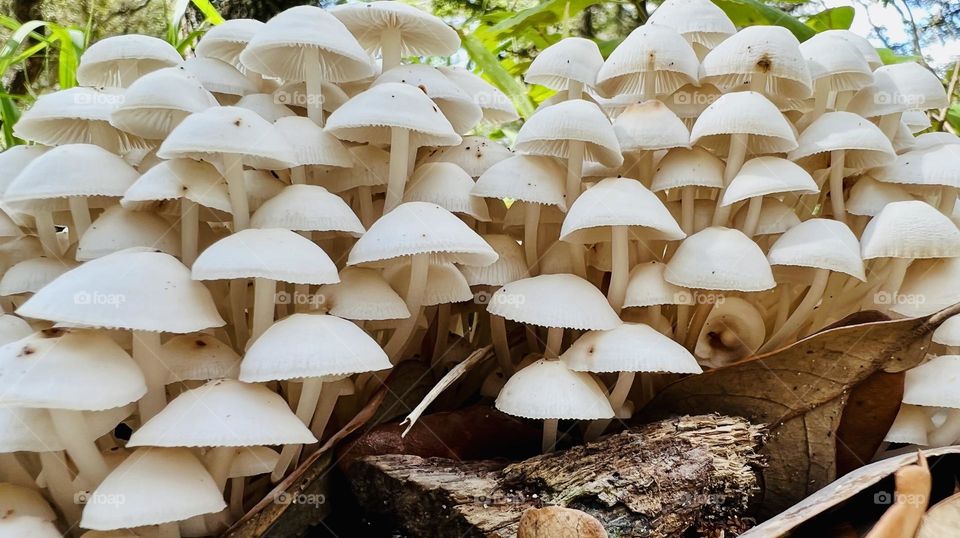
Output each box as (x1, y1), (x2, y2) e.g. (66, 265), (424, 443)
(192, 227), (339, 285)
(128, 379), (316, 447)
(650, 146), (725, 191)
(472, 155), (567, 209)
(892, 257), (960, 317)
(623, 261), (692, 308)
(419, 136), (513, 179)
(375, 65), (482, 134)
(77, 35), (181, 88)
(0, 315), (33, 346)
(789, 111), (896, 169)
(239, 5), (372, 83)
(18, 248), (225, 333)
(720, 157), (818, 206)
(0, 515), (61, 537)
(79, 448), (226, 530)
(913, 132), (960, 151)
(613, 100), (690, 152)
(0, 145), (47, 195)
(460, 234), (528, 287)
(933, 315), (960, 347)
(873, 144), (960, 189)
(251, 184), (364, 237)
(195, 18), (265, 67)
(228, 445), (280, 478)
(179, 57), (259, 97)
(849, 63), (948, 118)
(110, 67), (218, 140)
(274, 116), (351, 168)
(495, 358), (614, 419)
(330, 1), (460, 58)
(326, 82), (461, 147)
(646, 0), (736, 49)
(884, 404), (930, 445)
(861, 200), (960, 259)
(820, 30), (882, 70)
(596, 24), (699, 99)
(902, 110), (932, 134)
(560, 177), (685, 243)
(662, 83), (723, 124)
(163, 333), (240, 383)
(0, 257), (76, 296)
(316, 145), (390, 193)
(563, 322), (701, 374)
(439, 66), (519, 124)
(13, 88), (146, 153)
(690, 91), (798, 155)
(347, 202), (498, 267)
(846, 175), (913, 217)
(514, 99), (622, 168)
(244, 170), (286, 213)
(525, 37), (604, 91)
(0, 329), (145, 411)
(384, 260), (473, 307)
(486, 274), (621, 330)
(235, 93), (296, 122)
(0, 483), (56, 521)
(767, 218), (865, 280)
(904, 355), (960, 408)
(157, 106), (296, 171)
(241, 313), (389, 382)
(121, 159), (231, 215)
(316, 267), (409, 321)
(701, 25), (812, 99)
(694, 296), (765, 367)
(799, 33), (873, 92)
(403, 163), (491, 221)
(76, 206), (181, 261)
(665, 226), (776, 292)
(0, 404), (133, 452)
(731, 197), (801, 237)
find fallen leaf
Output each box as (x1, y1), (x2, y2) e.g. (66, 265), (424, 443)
(918, 491), (960, 538)
(643, 305), (960, 516)
(835, 371), (904, 475)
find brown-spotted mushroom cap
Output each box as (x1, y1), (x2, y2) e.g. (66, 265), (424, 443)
(563, 322), (701, 374)
(472, 155), (567, 211)
(374, 64), (482, 134)
(418, 136), (513, 179)
(700, 25), (812, 99)
(595, 24), (699, 99)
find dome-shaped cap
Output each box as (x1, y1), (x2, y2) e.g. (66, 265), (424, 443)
(77, 35), (181, 88)
(913, 132), (960, 151)
(732, 197), (800, 236)
(326, 82), (461, 147)
(514, 99), (622, 167)
(316, 144), (390, 194)
(487, 274), (621, 330)
(384, 261), (472, 307)
(720, 157), (818, 206)
(690, 91), (797, 155)
(76, 207), (181, 261)
(241, 313), (390, 382)
(525, 37), (604, 91)
(0, 329), (145, 411)
(647, 0), (735, 50)
(881, 62), (949, 111)
(120, 159), (231, 215)
(613, 100), (689, 152)
(0, 257), (76, 296)
(79, 448), (226, 530)
(251, 184), (363, 237)
(623, 261), (692, 308)
(179, 57), (258, 97)
(767, 218), (865, 280)
(846, 175), (913, 217)
(157, 106), (296, 171)
(228, 445), (280, 478)
(884, 404), (929, 445)
(873, 144), (960, 189)
(0, 145), (47, 195)
(374, 65), (482, 133)
(820, 30), (882, 70)
(162, 333), (240, 383)
(195, 18), (264, 67)
(650, 146), (724, 192)
(460, 234), (528, 287)
(0, 483), (56, 521)
(273, 116), (351, 168)
(128, 379), (316, 447)
(330, 1), (460, 58)
(403, 163), (490, 221)
(110, 68), (218, 140)
(861, 200), (960, 259)
(789, 111), (896, 170)
(0, 315), (33, 346)
(891, 258), (960, 317)
(495, 358), (614, 419)
(472, 155), (567, 209)
(701, 25), (812, 99)
(665, 226), (775, 291)
(561, 177), (685, 243)
(347, 202), (498, 267)
(192, 228), (339, 285)
(933, 314), (960, 347)
(799, 33), (873, 92)
(418, 136), (513, 178)
(902, 109), (932, 134)
(439, 66), (519, 124)
(234, 93), (295, 122)
(316, 267), (409, 321)
(18, 249), (224, 333)
(903, 355), (960, 408)
(596, 24), (699, 99)
(563, 322), (702, 374)
(239, 6), (372, 83)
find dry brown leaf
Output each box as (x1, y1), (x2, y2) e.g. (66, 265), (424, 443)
(918, 491), (960, 538)
(644, 305), (960, 516)
(835, 371), (904, 475)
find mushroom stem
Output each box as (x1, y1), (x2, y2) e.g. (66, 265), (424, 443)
(544, 327), (564, 359)
(381, 27), (402, 71)
(878, 112), (902, 141)
(304, 47), (325, 126)
(877, 258), (912, 308)
(205, 446), (236, 492)
(229, 477), (245, 520)
(568, 243), (588, 278)
(812, 79), (830, 120)
(490, 314), (514, 376)
(713, 133), (748, 226)
(273, 378), (323, 482)
(157, 522), (181, 538)
(680, 187), (695, 234)
(759, 269), (830, 354)
(675, 304), (691, 343)
(939, 186), (956, 215)
(383, 253), (430, 361)
(222, 154), (250, 231)
(309, 380), (342, 442)
(566, 140), (585, 206)
(523, 202), (541, 275)
(683, 299), (715, 350)
(384, 128), (410, 214)
(67, 196), (92, 239)
(357, 185), (376, 229)
(290, 166), (307, 185)
(567, 80), (583, 101)
(774, 285), (791, 332)
(432, 303), (451, 364)
(251, 277), (278, 343)
(34, 210), (61, 258)
(48, 409), (111, 487)
(834, 90), (855, 111)
(0, 453), (35, 488)
(180, 199), (199, 267)
(741, 196), (763, 237)
(542, 418), (559, 453)
(641, 62), (656, 102)
(829, 149), (848, 224)
(607, 225), (629, 312)
(229, 280), (250, 350)
(38, 451), (81, 525)
(584, 371), (634, 440)
(132, 330), (166, 422)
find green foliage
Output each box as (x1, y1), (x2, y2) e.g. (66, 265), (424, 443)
(804, 6), (855, 33)
(711, 0), (815, 41)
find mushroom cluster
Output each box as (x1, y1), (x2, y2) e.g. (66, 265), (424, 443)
(0, 0), (958, 534)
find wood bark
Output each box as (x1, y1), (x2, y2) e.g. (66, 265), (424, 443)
(349, 414), (765, 537)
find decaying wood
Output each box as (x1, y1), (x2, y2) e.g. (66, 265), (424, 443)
(349, 414), (764, 537)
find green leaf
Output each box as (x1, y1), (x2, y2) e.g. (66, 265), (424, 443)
(47, 24), (80, 89)
(875, 47), (921, 65)
(190, 0), (225, 25)
(710, 0), (816, 41)
(804, 6), (855, 32)
(0, 95), (23, 148)
(946, 103), (960, 132)
(460, 32), (535, 119)
(487, 0), (601, 38)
